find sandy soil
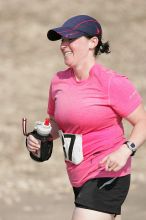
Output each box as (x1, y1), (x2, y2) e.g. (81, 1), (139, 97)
(0, 0), (146, 219)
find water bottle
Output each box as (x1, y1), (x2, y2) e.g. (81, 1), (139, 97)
(22, 118), (53, 162)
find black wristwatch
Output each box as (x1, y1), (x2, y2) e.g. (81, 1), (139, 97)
(124, 141), (137, 156)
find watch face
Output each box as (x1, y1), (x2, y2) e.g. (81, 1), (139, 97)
(128, 142), (136, 151)
(124, 141), (137, 156)
(131, 143), (136, 149)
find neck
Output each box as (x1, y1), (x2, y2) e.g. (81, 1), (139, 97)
(73, 58), (96, 81)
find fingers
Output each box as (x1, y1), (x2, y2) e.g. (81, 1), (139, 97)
(99, 147), (129, 172)
(99, 157), (120, 172)
(26, 135), (41, 153)
(106, 160), (118, 172)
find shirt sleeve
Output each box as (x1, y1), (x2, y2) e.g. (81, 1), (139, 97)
(47, 83), (55, 116)
(108, 74), (142, 117)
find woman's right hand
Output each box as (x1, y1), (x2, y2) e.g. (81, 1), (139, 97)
(26, 134), (41, 153)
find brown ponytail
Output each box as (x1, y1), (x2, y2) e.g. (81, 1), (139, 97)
(86, 35), (111, 56)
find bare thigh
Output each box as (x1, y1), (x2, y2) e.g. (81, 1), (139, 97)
(115, 215), (121, 220)
(71, 207), (115, 220)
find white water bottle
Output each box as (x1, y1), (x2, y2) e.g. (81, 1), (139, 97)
(33, 118), (52, 158)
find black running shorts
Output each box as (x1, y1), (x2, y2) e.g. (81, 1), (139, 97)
(73, 175), (130, 215)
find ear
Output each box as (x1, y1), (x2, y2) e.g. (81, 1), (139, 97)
(89, 37), (98, 49)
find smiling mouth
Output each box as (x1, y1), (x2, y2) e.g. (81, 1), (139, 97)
(64, 51), (73, 57)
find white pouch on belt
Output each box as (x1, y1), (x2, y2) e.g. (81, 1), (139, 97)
(59, 130), (83, 165)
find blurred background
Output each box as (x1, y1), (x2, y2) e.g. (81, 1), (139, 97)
(0, 0), (146, 219)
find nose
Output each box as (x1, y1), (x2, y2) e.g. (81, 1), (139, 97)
(60, 39), (70, 48)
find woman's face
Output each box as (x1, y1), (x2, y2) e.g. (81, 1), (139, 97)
(60, 36), (96, 68)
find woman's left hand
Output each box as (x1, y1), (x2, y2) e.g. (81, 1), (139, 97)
(99, 144), (132, 172)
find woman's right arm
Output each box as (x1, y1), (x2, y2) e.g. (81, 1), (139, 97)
(49, 115), (60, 140)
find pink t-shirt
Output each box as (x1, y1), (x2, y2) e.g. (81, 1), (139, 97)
(48, 63), (142, 187)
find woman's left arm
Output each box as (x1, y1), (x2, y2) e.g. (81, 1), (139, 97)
(125, 103), (146, 148)
(100, 103), (146, 172)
